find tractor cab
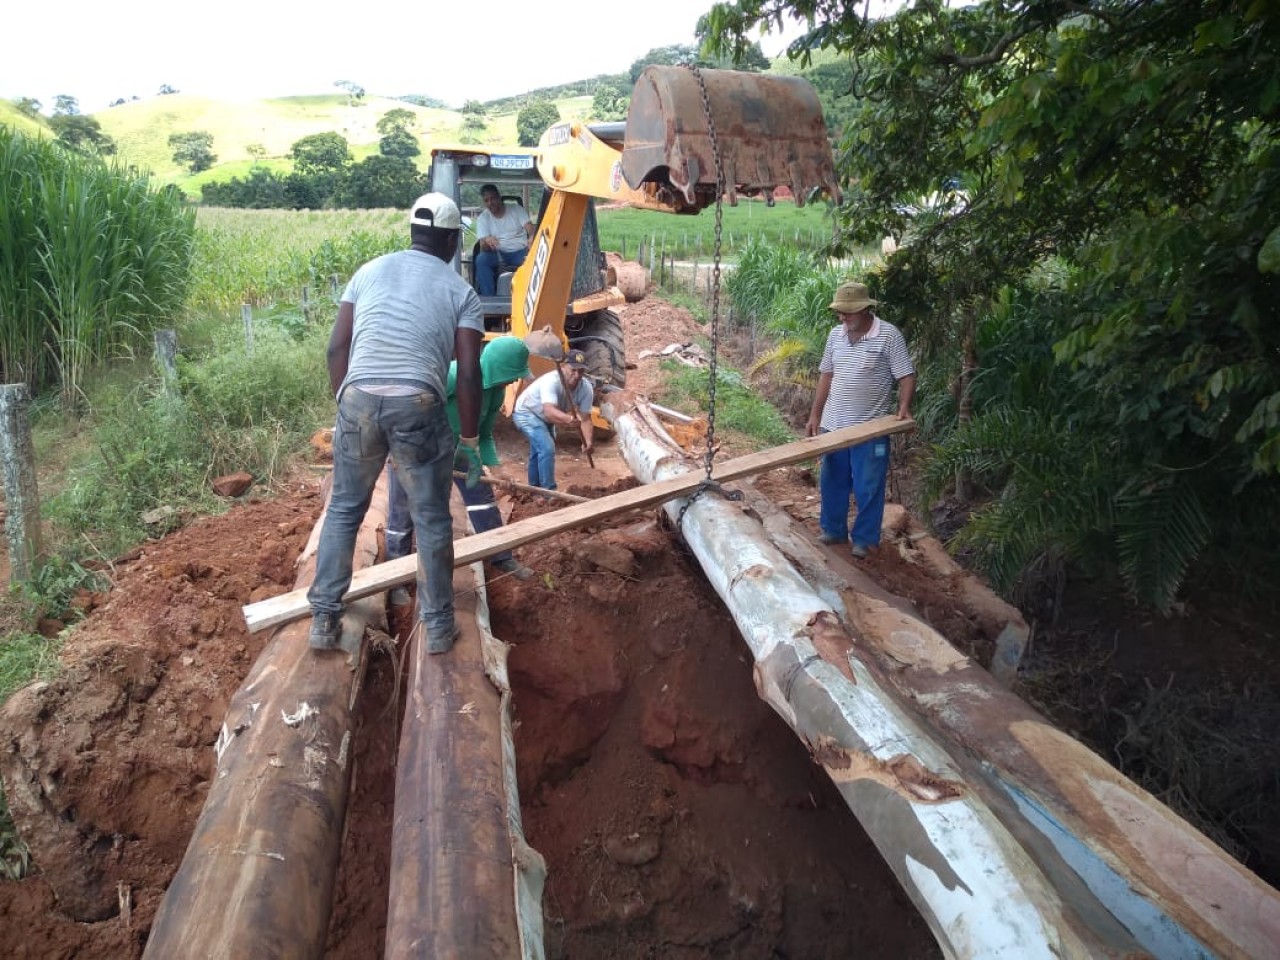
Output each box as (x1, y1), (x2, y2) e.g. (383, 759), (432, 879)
(426, 145), (615, 339)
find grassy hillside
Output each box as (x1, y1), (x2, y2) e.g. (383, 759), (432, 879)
(93, 91), (597, 192)
(0, 101), (49, 139)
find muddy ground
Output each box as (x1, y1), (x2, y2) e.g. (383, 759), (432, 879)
(1, 289), (1276, 956)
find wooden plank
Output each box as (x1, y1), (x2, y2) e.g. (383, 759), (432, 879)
(242, 416), (914, 634)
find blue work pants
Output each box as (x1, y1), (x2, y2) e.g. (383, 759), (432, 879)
(513, 409), (557, 490)
(475, 247), (528, 296)
(819, 435), (891, 549)
(308, 388), (454, 636)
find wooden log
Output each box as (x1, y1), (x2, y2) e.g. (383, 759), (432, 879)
(384, 492), (544, 957)
(614, 401), (1280, 958)
(153, 329), (178, 393)
(241, 416), (915, 634)
(142, 476), (388, 960)
(0, 383), (42, 585)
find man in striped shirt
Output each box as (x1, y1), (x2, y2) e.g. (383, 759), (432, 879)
(805, 281), (916, 558)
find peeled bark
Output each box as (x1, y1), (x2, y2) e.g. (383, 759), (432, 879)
(142, 477), (388, 960)
(604, 396), (1280, 959)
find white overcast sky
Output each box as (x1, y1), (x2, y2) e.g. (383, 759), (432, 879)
(4, 0), (821, 114)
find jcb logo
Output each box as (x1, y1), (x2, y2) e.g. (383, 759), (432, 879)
(523, 233), (551, 320)
(546, 124), (573, 146)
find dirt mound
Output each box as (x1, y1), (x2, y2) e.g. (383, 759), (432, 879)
(0, 489), (321, 954)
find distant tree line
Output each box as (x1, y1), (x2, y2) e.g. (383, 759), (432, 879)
(201, 110), (425, 209)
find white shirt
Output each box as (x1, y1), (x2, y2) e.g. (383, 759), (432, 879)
(818, 315), (914, 431)
(475, 204), (531, 253)
(514, 370), (593, 423)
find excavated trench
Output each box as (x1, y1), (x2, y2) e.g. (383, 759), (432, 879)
(324, 481), (937, 958)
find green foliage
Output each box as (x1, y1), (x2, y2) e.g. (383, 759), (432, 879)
(656, 359), (795, 449)
(11, 97), (41, 118)
(49, 114), (116, 154)
(701, 0), (1280, 611)
(335, 155), (424, 209)
(289, 131), (351, 173)
(377, 108), (417, 136)
(0, 628), (62, 704)
(1, 785), (33, 879)
(0, 127), (194, 402)
(168, 130), (216, 173)
(516, 101), (561, 147)
(590, 82), (629, 122)
(47, 324), (332, 556)
(378, 128), (420, 160)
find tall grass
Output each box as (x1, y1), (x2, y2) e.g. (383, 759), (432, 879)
(597, 199), (834, 261)
(190, 208), (403, 312)
(0, 127), (194, 404)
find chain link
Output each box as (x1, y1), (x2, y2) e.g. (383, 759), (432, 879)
(673, 63), (734, 532)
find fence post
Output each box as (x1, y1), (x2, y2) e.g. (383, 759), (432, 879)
(622, 236), (628, 261)
(330, 274), (340, 297)
(153, 329), (178, 394)
(242, 303), (254, 356)
(301, 285), (311, 324)
(0, 383), (42, 585)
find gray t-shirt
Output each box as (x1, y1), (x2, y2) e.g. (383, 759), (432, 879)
(339, 250), (484, 401)
(476, 205), (532, 253)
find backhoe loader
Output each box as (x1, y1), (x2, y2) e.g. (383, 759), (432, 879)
(426, 66), (840, 387)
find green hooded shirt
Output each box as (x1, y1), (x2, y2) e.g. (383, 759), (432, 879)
(444, 336), (531, 466)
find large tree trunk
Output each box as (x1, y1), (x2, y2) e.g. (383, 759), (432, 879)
(383, 497), (545, 958)
(603, 395), (1280, 959)
(142, 476), (389, 960)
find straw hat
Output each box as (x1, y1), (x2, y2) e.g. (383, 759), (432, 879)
(829, 281), (878, 313)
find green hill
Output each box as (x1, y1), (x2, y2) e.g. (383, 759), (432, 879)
(92, 91), (597, 194)
(0, 100), (49, 139)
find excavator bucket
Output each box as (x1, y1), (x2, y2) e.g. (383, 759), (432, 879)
(620, 66), (841, 210)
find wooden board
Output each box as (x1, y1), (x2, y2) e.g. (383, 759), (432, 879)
(242, 416), (914, 634)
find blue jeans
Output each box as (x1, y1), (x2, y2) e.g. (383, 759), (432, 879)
(475, 247), (527, 296)
(512, 410), (556, 490)
(385, 461), (513, 565)
(819, 435), (891, 549)
(308, 388), (455, 636)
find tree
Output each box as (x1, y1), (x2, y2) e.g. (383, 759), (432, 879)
(379, 128), (420, 160)
(628, 44), (702, 83)
(591, 81), (630, 122)
(516, 100), (560, 147)
(334, 80), (365, 105)
(49, 114), (115, 154)
(245, 143), (267, 164)
(108, 98), (127, 108)
(461, 100), (486, 117)
(12, 97), (41, 118)
(169, 131), (217, 173)
(289, 132), (351, 173)
(158, 84), (178, 95)
(52, 95), (79, 117)
(377, 108), (417, 136)
(704, 1), (1280, 608)
(335, 155), (424, 209)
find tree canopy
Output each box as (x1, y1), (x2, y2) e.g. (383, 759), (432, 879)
(169, 130), (217, 173)
(516, 100), (560, 147)
(704, 0), (1280, 608)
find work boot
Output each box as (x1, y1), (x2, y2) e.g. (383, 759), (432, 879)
(425, 623), (460, 656)
(389, 587), (412, 608)
(491, 557), (534, 581)
(309, 611), (343, 650)
(850, 543), (870, 559)
(818, 531), (845, 545)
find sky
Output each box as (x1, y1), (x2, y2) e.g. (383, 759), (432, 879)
(3, 0), (814, 114)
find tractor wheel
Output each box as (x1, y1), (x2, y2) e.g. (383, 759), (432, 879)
(569, 309), (627, 389)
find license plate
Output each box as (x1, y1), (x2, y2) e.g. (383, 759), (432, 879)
(490, 155), (535, 170)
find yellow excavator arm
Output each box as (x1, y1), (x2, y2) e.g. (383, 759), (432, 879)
(512, 66), (840, 352)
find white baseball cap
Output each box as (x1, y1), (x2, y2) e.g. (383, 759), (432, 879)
(409, 192), (461, 230)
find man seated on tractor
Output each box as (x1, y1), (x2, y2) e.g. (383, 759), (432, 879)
(474, 183), (535, 296)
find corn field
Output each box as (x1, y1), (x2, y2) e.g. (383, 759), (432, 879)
(0, 127), (194, 406)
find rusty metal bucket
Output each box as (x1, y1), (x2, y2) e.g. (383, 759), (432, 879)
(620, 66), (842, 210)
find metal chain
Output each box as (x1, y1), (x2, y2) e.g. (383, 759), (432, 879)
(674, 63), (740, 533)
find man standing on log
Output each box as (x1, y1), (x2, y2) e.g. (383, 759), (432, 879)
(806, 281), (916, 558)
(308, 193), (484, 654)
